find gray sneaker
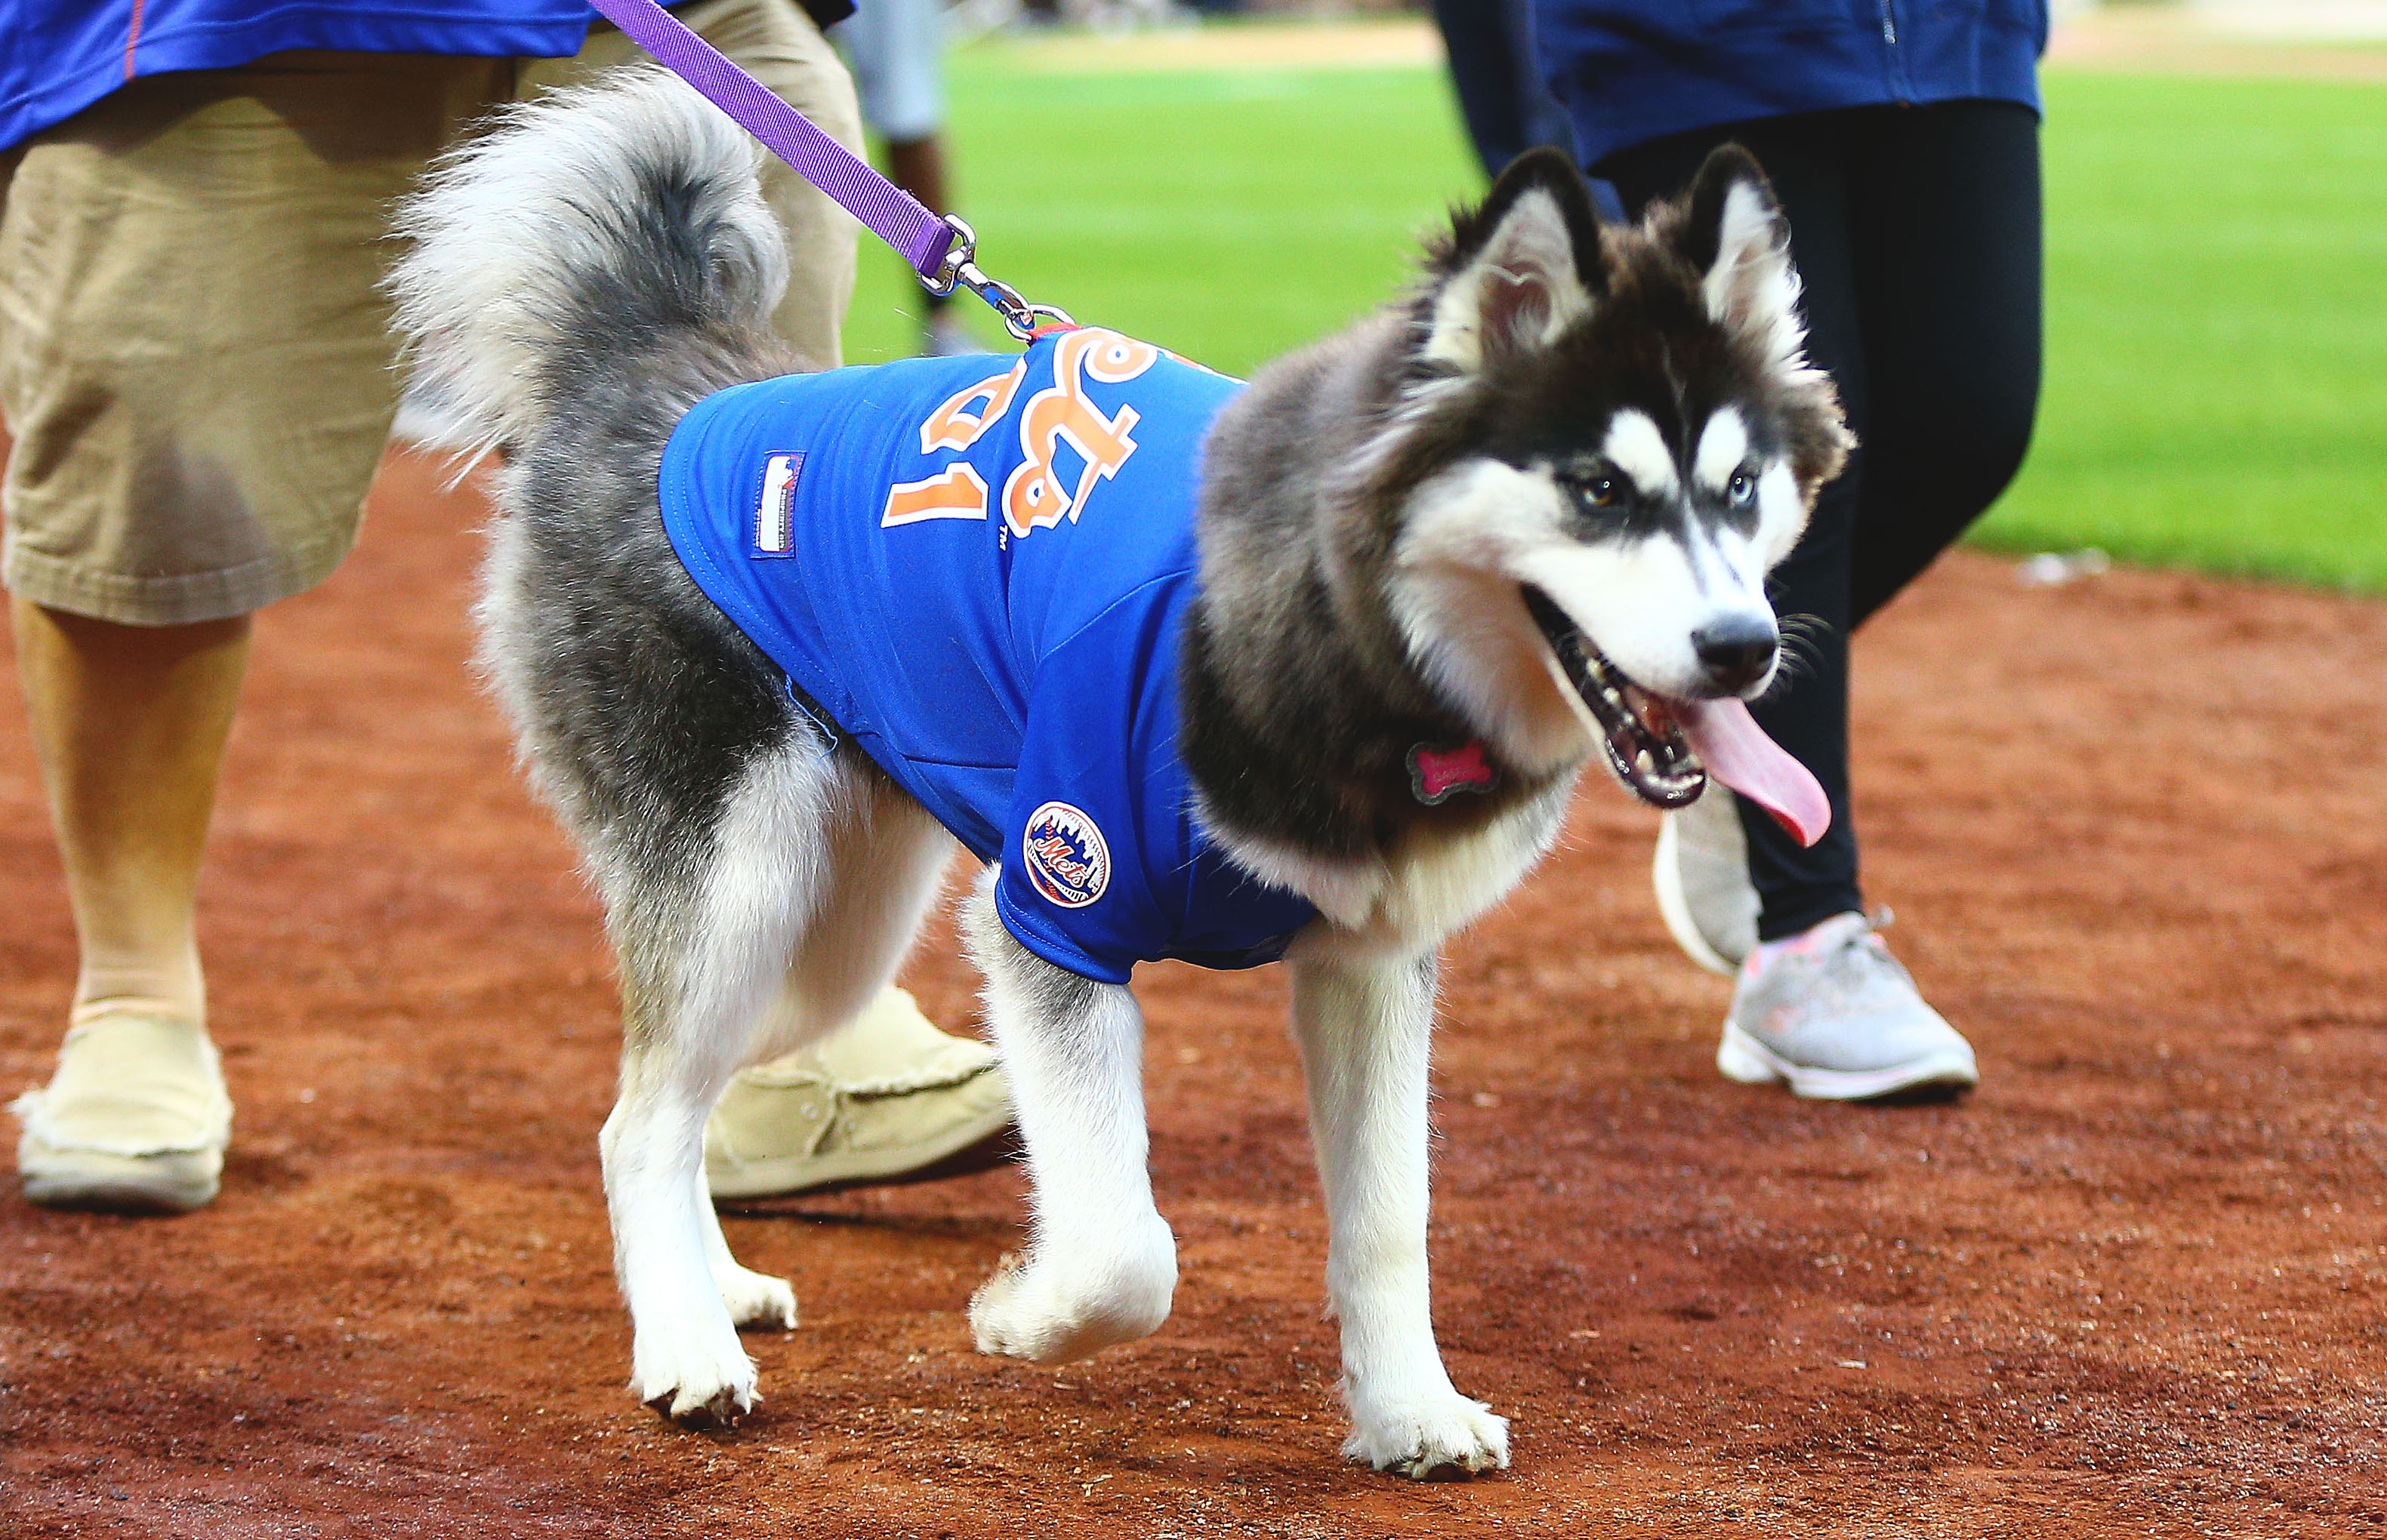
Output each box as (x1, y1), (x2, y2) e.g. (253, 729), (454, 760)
(1653, 790), (1759, 975)
(1716, 912), (1978, 1101)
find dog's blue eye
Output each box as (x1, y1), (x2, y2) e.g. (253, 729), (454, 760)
(1727, 471), (1756, 507)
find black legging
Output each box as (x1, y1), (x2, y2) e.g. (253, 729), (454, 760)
(1600, 100), (2043, 940)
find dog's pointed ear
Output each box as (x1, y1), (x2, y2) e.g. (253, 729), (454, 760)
(1420, 147), (1604, 374)
(1675, 143), (1806, 370)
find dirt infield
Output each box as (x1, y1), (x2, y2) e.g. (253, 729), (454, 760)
(2, 448), (2384, 1538)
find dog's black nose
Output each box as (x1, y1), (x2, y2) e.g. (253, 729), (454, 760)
(1692, 620), (1778, 693)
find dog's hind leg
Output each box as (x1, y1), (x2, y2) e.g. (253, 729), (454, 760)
(691, 1160), (798, 1330)
(597, 735), (851, 1427)
(959, 868), (1177, 1364)
(689, 772), (954, 1330)
(1288, 941), (1510, 1478)
(778, 773), (954, 1050)
(608, 1021), (773, 1426)
(610, 749), (954, 1425)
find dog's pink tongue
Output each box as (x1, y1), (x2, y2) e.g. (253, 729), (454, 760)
(1677, 699), (1831, 848)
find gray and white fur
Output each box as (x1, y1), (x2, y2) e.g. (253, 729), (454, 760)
(391, 67), (1847, 1479)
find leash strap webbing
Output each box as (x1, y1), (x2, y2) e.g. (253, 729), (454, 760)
(582, 0), (957, 280)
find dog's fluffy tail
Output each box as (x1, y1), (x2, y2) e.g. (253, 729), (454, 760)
(390, 66), (788, 454)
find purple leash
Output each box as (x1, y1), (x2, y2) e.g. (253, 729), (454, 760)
(582, 0), (1071, 340)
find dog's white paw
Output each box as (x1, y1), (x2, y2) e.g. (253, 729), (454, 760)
(714, 1263), (798, 1332)
(631, 1323), (760, 1429)
(968, 1234), (1177, 1365)
(1343, 1388), (1510, 1480)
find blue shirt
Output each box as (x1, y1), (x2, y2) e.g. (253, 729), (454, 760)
(2, 3), (592, 152)
(1532, 0), (2047, 169)
(658, 330), (1318, 985)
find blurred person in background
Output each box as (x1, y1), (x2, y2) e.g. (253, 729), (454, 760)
(837, 0), (983, 355)
(1431, 0), (1575, 178)
(3, 0), (1009, 1215)
(1532, 0), (2047, 1101)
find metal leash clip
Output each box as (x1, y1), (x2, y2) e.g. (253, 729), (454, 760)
(922, 214), (1075, 343)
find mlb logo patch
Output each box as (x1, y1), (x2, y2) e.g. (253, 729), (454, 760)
(1022, 801), (1110, 908)
(752, 452), (803, 558)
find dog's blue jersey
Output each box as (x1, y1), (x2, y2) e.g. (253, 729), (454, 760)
(658, 328), (1317, 985)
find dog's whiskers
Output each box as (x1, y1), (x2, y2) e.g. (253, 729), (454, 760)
(1766, 612), (1833, 691)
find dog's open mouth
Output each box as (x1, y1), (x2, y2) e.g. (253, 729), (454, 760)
(1522, 587), (1707, 809)
(1519, 586), (1834, 847)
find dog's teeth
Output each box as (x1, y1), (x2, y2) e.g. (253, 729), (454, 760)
(1633, 747), (1655, 775)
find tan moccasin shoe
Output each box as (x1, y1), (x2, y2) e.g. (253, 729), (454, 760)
(13, 1002), (232, 1214)
(705, 987), (1014, 1202)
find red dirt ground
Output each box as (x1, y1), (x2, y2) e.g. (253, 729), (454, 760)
(2, 446), (2383, 1538)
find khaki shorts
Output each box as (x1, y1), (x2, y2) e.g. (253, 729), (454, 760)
(0, 0), (862, 627)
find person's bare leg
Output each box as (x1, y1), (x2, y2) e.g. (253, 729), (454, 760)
(10, 597), (247, 1212)
(13, 598), (248, 1012)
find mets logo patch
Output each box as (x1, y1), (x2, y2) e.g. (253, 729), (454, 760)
(1022, 801), (1110, 909)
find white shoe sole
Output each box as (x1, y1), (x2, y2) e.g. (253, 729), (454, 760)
(1716, 1021), (1978, 1101)
(1652, 815), (1738, 977)
(19, 1135), (221, 1213)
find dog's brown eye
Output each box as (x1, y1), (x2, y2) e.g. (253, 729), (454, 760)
(1576, 475), (1620, 508)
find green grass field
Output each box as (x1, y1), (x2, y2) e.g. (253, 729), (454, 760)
(843, 45), (2387, 590)
(1983, 72), (2387, 588)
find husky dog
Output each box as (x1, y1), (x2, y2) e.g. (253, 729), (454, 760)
(393, 69), (1847, 1478)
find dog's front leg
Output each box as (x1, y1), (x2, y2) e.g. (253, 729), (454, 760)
(962, 875), (1177, 1363)
(1289, 941), (1510, 1478)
